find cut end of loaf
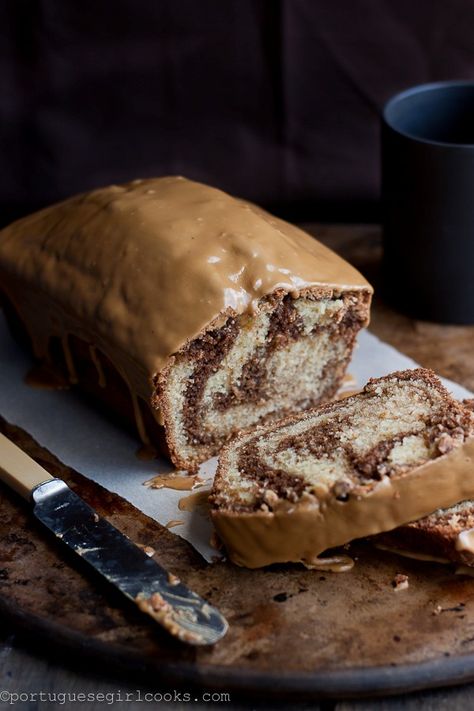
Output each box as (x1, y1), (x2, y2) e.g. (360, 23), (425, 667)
(156, 286), (371, 470)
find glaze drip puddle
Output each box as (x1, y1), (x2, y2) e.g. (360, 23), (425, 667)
(144, 473), (205, 491)
(178, 490), (210, 513)
(25, 364), (70, 390)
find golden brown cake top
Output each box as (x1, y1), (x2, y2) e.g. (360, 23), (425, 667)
(0, 177), (371, 396)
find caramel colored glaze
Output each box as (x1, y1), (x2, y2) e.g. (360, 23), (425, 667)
(89, 345), (106, 388)
(374, 543), (451, 565)
(129, 388), (150, 445)
(24, 364), (70, 390)
(301, 553), (354, 573)
(209, 531), (223, 551)
(61, 335), (78, 384)
(135, 445), (159, 461)
(211, 437), (474, 568)
(165, 519), (184, 529)
(144, 473), (204, 491)
(0, 177), (372, 402)
(178, 490), (210, 513)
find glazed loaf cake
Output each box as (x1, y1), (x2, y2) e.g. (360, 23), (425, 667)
(0, 177), (372, 470)
(211, 368), (474, 567)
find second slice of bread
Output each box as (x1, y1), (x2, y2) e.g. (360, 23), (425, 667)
(375, 498), (474, 568)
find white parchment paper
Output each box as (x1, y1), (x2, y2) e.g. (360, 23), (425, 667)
(0, 312), (471, 562)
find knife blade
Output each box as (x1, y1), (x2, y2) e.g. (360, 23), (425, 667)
(0, 433), (228, 645)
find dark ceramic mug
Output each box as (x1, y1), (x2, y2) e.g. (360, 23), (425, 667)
(382, 80), (474, 324)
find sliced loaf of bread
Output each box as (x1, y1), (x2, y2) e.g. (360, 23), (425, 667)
(0, 176), (371, 470)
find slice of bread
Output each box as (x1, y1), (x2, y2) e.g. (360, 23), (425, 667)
(375, 400), (474, 568)
(210, 368), (474, 568)
(376, 499), (474, 568)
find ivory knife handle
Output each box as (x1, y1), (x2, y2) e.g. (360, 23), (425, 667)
(0, 432), (53, 499)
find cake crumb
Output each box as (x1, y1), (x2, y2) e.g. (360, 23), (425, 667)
(263, 490), (279, 507)
(392, 573), (409, 591)
(463, 398), (474, 412)
(135, 592), (203, 644)
(167, 572), (180, 586)
(436, 432), (456, 455)
(137, 544), (155, 557)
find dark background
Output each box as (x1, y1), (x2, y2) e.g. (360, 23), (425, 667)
(1, 0), (474, 227)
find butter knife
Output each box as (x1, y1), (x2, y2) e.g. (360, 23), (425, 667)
(0, 432), (228, 645)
